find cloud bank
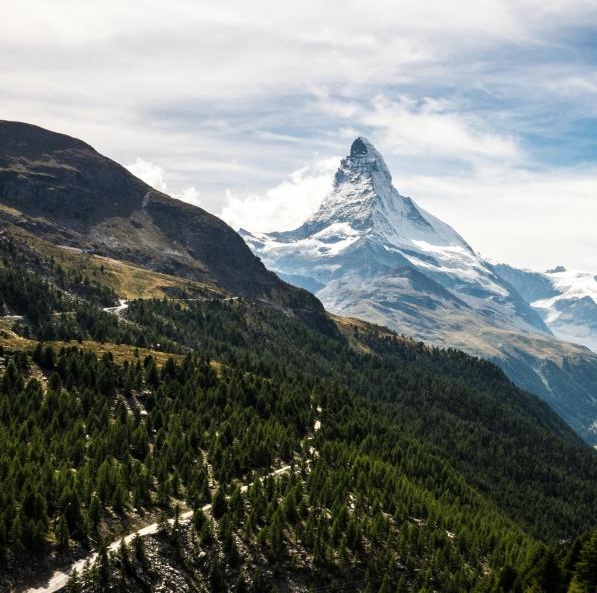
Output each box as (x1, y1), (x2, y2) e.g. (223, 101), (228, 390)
(220, 158), (339, 232)
(126, 158), (201, 207)
(1, 0), (596, 270)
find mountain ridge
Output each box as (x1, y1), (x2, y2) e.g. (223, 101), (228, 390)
(0, 120), (328, 327)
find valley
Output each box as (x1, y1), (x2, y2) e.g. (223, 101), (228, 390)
(1, 122), (597, 592)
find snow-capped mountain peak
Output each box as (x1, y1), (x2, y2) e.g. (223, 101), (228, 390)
(242, 137), (550, 336)
(240, 136), (597, 443)
(302, 138), (473, 255)
(303, 136), (396, 232)
(340, 136), (394, 184)
(495, 263), (597, 353)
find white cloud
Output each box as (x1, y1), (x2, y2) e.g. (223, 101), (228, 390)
(126, 158), (201, 207)
(173, 186), (201, 207)
(317, 94), (521, 164)
(371, 96), (520, 162)
(219, 158), (339, 232)
(126, 158), (168, 192)
(3, 0), (595, 109)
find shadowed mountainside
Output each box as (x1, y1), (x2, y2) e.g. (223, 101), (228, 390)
(0, 120), (326, 326)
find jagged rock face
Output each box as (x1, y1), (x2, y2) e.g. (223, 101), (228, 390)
(0, 120), (326, 322)
(241, 138), (597, 442)
(312, 137), (397, 231)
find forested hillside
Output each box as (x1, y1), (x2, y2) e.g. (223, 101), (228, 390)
(1, 227), (597, 592)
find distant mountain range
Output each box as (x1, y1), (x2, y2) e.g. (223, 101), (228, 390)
(242, 137), (597, 442)
(494, 263), (597, 353)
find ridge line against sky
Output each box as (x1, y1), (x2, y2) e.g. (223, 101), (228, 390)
(2, 0), (596, 271)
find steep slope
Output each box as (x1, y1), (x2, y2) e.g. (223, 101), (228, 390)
(242, 138), (597, 443)
(4, 242), (597, 591)
(495, 263), (597, 353)
(0, 120), (326, 324)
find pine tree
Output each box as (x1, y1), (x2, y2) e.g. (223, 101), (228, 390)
(56, 515), (70, 551)
(212, 487), (228, 520)
(569, 528), (597, 592)
(66, 567), (81, 593)
(87, 492), (102, 530)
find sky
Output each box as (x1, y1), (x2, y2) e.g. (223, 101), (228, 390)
(1, 0), (597, 271)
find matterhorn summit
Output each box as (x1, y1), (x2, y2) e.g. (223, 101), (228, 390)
(306, 136), (399, 231)
(242, 137), (542, 334)
(284, 137), (475, 252)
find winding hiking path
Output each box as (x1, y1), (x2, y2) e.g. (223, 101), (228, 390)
(102, 300), (128, 315)
(25, 412), (321, 593)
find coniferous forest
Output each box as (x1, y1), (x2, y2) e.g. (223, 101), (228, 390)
(2, 232), (597, 592)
